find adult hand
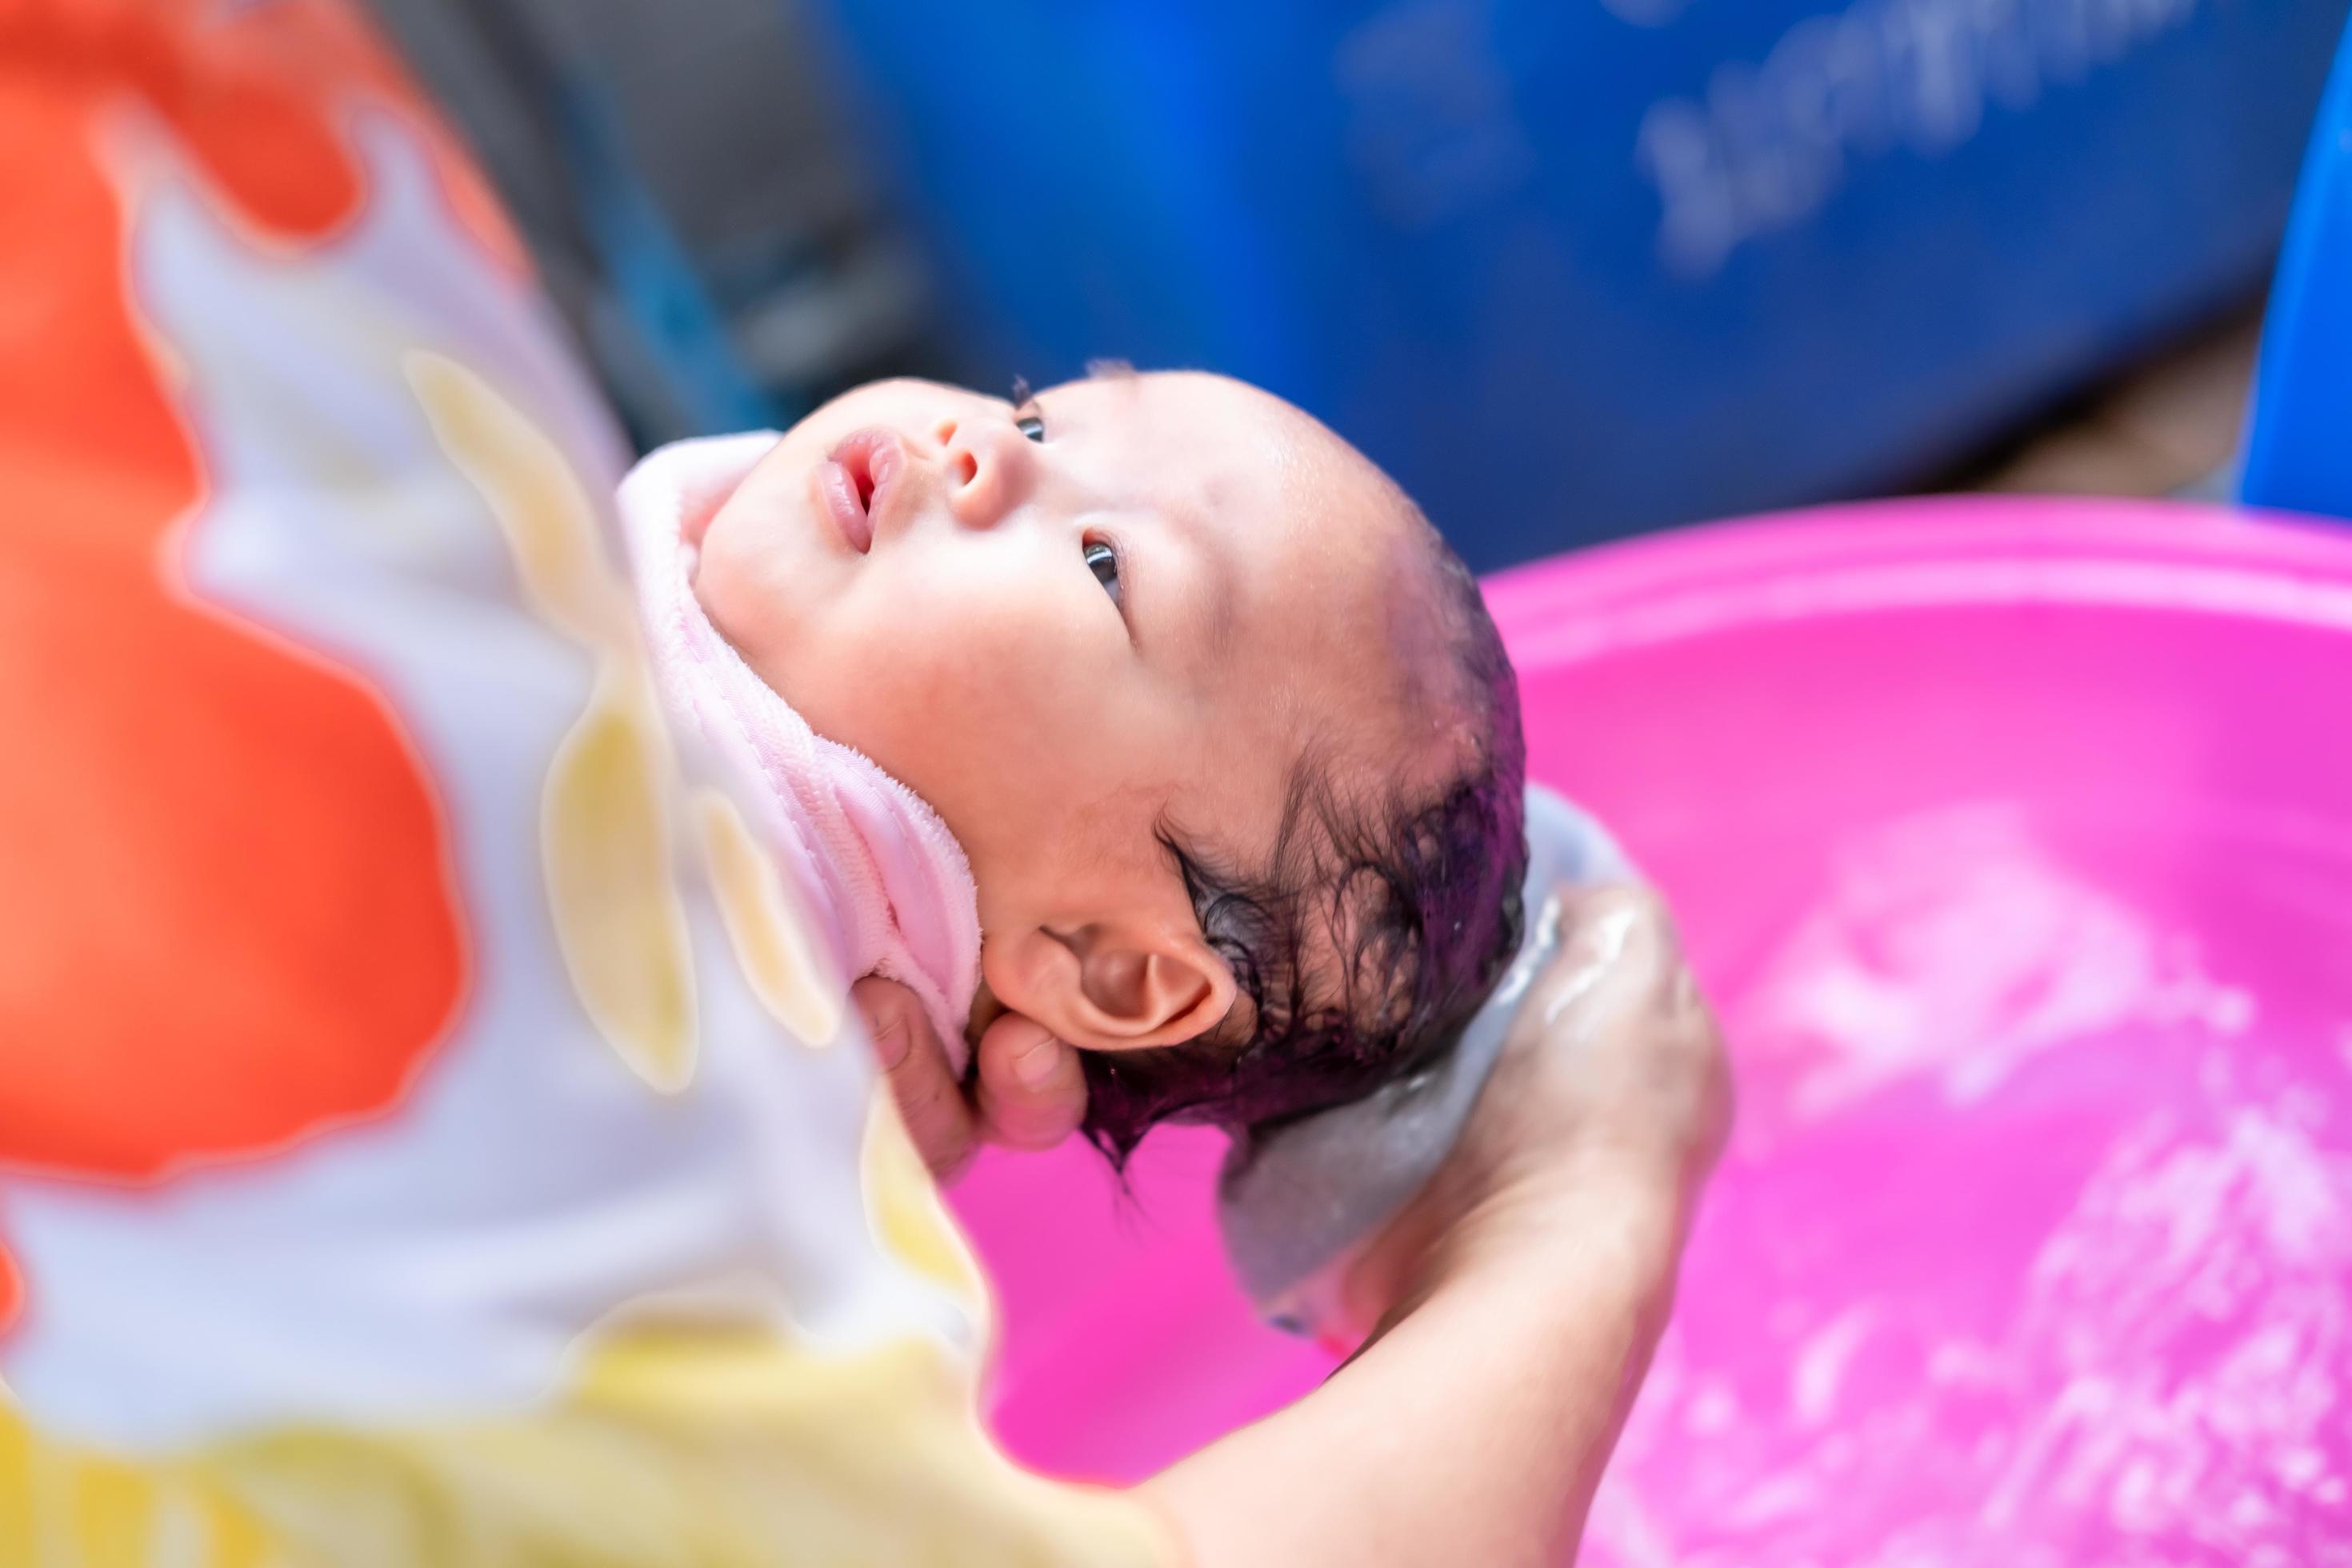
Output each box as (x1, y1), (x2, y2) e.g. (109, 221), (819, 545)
(1145, 882), (1734, 1568)
(1334, 881), (1734, 1344)
(852, 978), (1090, 1180)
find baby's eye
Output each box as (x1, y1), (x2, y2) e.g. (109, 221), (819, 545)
(1014, 409), (1046, 442)
(1084, 539), (1122, 604)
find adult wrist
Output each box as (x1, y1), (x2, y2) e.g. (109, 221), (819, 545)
(1336, 1149), (1686, 1353)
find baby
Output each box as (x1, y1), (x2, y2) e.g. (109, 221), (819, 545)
(665, 366), (1526, 1160)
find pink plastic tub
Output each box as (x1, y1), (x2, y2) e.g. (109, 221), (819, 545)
(950, 495), (2352, 1562)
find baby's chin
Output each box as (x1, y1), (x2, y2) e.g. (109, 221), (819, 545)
(689, 518), (761, 652)
(694, 454), (833, 651)
(697, 438), (810, 561)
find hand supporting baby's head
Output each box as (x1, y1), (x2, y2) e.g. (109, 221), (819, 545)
(695, 366), (1527, 1158)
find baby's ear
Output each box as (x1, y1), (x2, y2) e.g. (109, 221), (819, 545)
(997, 918), (1234, 1052)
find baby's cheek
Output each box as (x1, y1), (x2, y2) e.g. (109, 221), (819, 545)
(884, 568), (1068, 709)
(823, 553), (1135, 818)
(795, 596), (998, 778)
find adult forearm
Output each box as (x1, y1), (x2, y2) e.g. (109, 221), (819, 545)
(1143, 1170), (1681, 1568)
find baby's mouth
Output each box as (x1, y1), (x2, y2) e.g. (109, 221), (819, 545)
(816, 428), (903, 555)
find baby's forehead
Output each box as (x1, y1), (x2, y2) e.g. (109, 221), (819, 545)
(1055, 368), (1383, 491)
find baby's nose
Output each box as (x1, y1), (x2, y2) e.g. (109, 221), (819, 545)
(931, 415), (1034, 530)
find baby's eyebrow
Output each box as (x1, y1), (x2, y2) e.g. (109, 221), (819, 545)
(1203, 566), (1238, 662)
(1182, 509), (1242, 669)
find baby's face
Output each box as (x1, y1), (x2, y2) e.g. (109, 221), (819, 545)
(696, 370), (1453, 1054)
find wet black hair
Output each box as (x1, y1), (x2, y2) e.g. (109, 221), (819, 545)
(1078, 520), (1529, 1166)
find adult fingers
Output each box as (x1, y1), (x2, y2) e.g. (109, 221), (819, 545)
(974, 1011), (1089, 1152)
(853, 976), (978, 1181)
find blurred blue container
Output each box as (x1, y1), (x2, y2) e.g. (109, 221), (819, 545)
(2242, 14), (2352, 522)
(814, 0), (2345, 570)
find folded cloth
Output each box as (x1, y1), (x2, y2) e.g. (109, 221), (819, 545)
(619, 433), (982, 1072)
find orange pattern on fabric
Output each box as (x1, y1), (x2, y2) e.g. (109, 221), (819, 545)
(0, 1), (514, 1328)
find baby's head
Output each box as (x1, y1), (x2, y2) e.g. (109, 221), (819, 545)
(696, 367), (1526, 1159)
